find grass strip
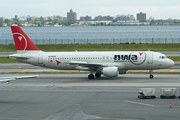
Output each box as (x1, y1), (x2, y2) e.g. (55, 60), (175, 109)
(1, 44), (180, 52)
(0, 57), (20, 63)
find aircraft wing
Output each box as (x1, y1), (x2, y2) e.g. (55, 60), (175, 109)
(69, 61), (109, 67)
(68, 61), (119, 71)
(0, 75), (39, 83)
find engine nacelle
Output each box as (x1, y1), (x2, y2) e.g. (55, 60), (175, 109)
(102, 67), (119, 77)
(119, 70), (127, 74)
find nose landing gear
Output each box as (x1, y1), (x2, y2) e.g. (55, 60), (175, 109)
(149, 70), (154, 79)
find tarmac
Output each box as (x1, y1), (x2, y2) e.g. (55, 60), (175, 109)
(0, 51), (180, 120)
(0, 74), (180, 120)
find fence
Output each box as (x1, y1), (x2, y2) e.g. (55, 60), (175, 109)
(1, 38), (180, 45)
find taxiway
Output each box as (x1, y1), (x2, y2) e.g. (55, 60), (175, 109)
(0, 74), (180, 120)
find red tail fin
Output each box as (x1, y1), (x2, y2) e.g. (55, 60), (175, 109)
(11, 26), (40, 52)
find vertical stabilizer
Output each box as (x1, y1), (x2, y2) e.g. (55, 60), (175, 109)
(11, 26), (41, 53)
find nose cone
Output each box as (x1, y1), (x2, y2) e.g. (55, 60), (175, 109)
(166, 59), (174, 67)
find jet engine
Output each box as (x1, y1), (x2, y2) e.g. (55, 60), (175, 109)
(102, 67), (119, 77)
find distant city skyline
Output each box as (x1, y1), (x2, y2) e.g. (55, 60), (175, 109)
(1, 0), (180, 19)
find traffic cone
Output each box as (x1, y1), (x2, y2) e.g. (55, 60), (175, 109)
(169, 102), (172, 108)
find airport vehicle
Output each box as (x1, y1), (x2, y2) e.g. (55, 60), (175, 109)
(0, 75), (39, 84)
(138, 88), (156, 99)
(160, 88), (177, 99)
(9, 26), (174, 79)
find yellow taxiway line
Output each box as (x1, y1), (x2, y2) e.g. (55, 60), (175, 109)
(20, 69), (29, 72)
(47, 85), (54, 88)
(124, 100), (155, 107)
(169, 69), (176, 72)
(154, 75), (159, 77)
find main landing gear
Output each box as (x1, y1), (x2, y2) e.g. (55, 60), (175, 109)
(95, 73), (101, 78)
(149, 70), (154, 79)
(88, 73), (101, 79)
(88, 74), (94, 79)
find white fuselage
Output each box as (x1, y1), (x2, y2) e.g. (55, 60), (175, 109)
(10, 51), (174, 71)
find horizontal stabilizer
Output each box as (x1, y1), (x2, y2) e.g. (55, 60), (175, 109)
(0, 75), (39, 82)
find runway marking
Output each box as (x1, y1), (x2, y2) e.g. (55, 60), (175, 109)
(154, 75), (159, 77)
(124, 100), (155, 107)
(20, 69), (29, 72)
(169, 69), (176, 72)
(123, 81), (143, 83)
(124, 100), (180, 108)
(48, 85), (54, 88)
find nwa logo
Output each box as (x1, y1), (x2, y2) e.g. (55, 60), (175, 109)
(13, 33), (27, 51)
(114, 52), (146, 65)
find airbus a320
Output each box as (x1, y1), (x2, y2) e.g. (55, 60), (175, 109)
(9, 26), (174, 79)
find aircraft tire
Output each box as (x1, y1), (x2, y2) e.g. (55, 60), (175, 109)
(150, 75), (153, 79)
(95, 73), (101, 78)
(88, 74), (94, 79)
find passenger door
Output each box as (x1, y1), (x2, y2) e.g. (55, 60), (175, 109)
(38, 54), (43, 64)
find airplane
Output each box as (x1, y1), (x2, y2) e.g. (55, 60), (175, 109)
(8, 26), (174, 79)
(0, 75), (39, 84)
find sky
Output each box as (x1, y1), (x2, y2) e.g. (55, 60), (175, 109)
(1, 0), (180, 19)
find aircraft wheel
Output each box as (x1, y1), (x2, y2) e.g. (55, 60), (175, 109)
(95, 73), (101, 78)
(149, 75), (154, 79)
(88, 74), (94, 79)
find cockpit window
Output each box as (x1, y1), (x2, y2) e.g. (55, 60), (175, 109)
(159, 56), (167, 59)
